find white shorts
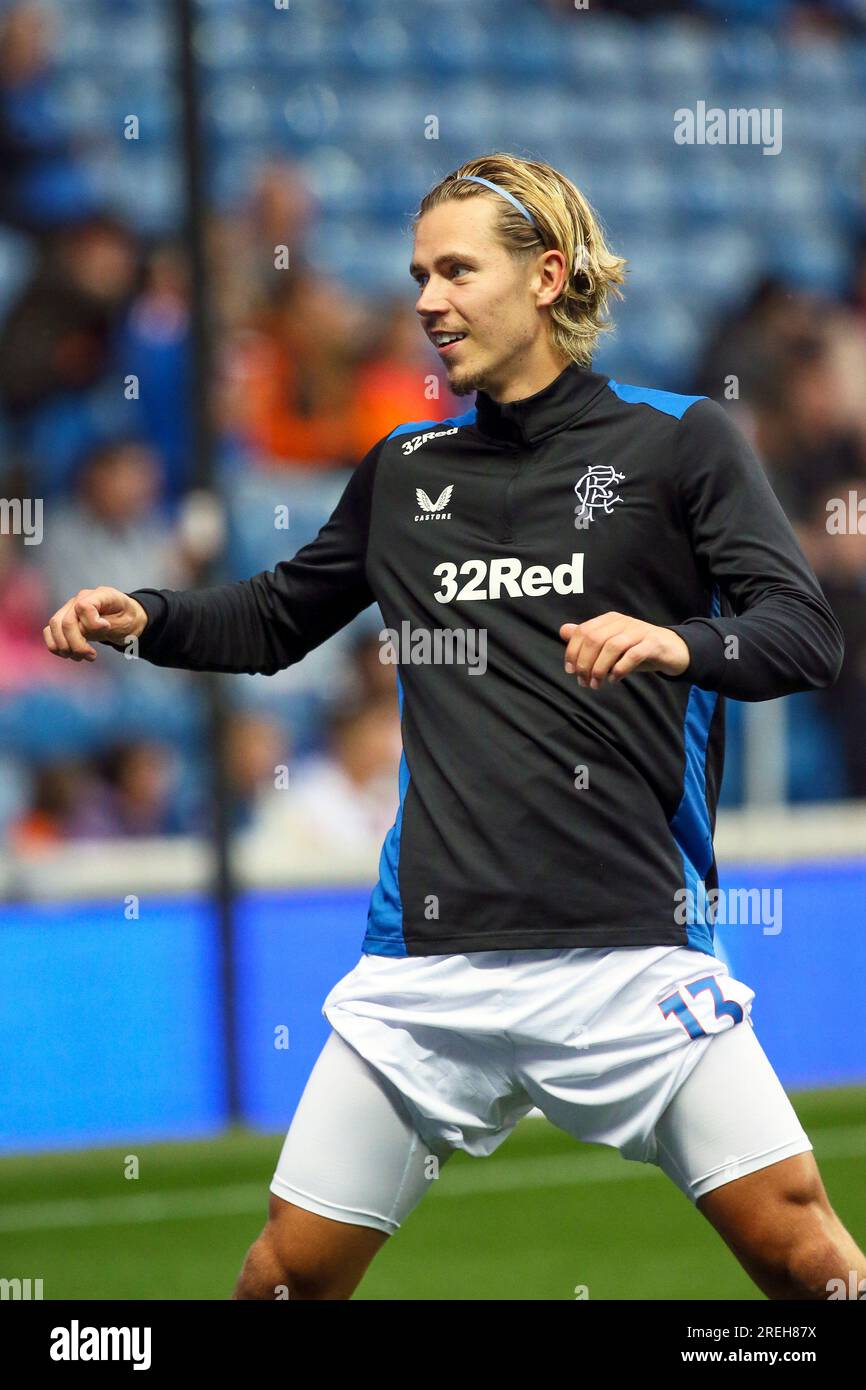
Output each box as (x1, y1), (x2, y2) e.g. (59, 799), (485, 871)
(270, 945), (813, 1235)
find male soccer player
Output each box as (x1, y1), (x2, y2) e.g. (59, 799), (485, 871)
(45, 154), (865, 1301)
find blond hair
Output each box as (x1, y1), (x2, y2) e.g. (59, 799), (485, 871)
(414, 153), (627, 367)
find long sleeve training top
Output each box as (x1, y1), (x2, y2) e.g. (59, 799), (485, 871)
(126, 363), (844, 957)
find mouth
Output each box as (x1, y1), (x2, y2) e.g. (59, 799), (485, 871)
(429, 331), (467, 357)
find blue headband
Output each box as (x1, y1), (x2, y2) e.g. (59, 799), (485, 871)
(455, 175), (537, 227)
(454, 175), (586, 278)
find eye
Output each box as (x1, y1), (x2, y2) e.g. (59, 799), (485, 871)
(451, 264), (471, 278)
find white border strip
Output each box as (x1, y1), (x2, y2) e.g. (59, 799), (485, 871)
(1, 801), (865, 902)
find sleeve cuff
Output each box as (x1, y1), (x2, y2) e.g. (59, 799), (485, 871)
(125, 589), (170, 657)
(657, 620), (726, 689)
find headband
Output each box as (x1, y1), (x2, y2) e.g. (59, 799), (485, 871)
(455, 175), (538, 227)
(454, 175), (586, 278)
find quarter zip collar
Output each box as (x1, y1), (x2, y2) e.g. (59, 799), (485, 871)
(474, 361), (611, 446)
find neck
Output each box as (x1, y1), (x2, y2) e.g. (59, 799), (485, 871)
(482, 341), (571, 404)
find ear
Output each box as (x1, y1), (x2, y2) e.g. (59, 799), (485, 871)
(533, 248), (568, 307)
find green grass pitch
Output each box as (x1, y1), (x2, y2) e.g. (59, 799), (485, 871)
(1, 1084), (863, 1300)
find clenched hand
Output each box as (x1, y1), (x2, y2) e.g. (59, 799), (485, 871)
(43, 587), (149, 663)
(560, 613), (690, 689)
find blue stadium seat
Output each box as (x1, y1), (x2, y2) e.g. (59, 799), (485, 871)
(770, 232), (854, 299)
(202, 79), (275, 143)
(413, 20), (496, 79)
(344, 17), (412, 76)
(711, 30), (783, 88)
(558, 16), (643, 94)
(299, 148), (370, 217)
(194, 15), (267, 72)
(107, 152), (183, 236)
(487, 20), (570, 81)
(225, 471), (352, 580)
(782, 39), (854, 101)
(643, 19), (714, 91)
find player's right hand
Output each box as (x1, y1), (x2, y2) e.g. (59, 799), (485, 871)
(43, 587), (149, 662)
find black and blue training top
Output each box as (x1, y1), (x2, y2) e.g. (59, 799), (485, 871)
(128, 362), (844, 958)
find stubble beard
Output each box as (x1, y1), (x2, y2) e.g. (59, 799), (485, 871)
(446, 356), (488, 398)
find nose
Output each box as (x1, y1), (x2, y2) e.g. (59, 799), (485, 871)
(415, 275), (450, 319)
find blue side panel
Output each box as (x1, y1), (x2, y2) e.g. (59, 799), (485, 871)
(668, 584), (722, 955)
(386, 407), (477, 441)
(606, 379), (706, 421)
(364, 671), (410, 955)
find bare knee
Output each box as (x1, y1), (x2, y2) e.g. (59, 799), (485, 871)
(233, 1196), (387, 1301)
(700, 1154), (864, 1300)
(782, 1190), (863, 1300)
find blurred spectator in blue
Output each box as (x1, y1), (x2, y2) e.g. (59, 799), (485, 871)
(113, 161), (320, 500)
(114, 241), (192, 507)
(38, 437), (189, 611)
(71, 740), (187, 839)
(10, 742), (188, 848)
(0, 1), (103, 233)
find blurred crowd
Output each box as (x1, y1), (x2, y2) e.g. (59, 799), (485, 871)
(0, 1), (462, 858)
(8, 629), (404, 860)
(693, 261), (866, 797)
(1, 0), (866, 860)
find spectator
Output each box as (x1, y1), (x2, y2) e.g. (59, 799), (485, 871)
(225, 273), (369, 467)
(209, 159), (316, 334)
(801, 481), (866, 798)
(347, 629), (398, 702)
(752, 332), (866, 522)
(9, 759), (90, 852)
(0, 1), (102, 233)
(38, 437), (188, 611)
(219, 709), (291, 834)
(0, 214), (140, 419)
(114, 241), (192, 506)
(0, 529), (65, 690)
(255, 694), (401, 857)
(349, 298), (462, 457)
(72, 741), (186, 839)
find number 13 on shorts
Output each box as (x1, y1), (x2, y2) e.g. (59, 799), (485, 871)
(658, 972), (755, 1040)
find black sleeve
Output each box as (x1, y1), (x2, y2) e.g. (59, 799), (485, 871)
(659, 398), (844, 701)
(125, 441), (383, 676)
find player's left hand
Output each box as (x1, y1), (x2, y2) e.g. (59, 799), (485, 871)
(559, 613), (690, 688)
